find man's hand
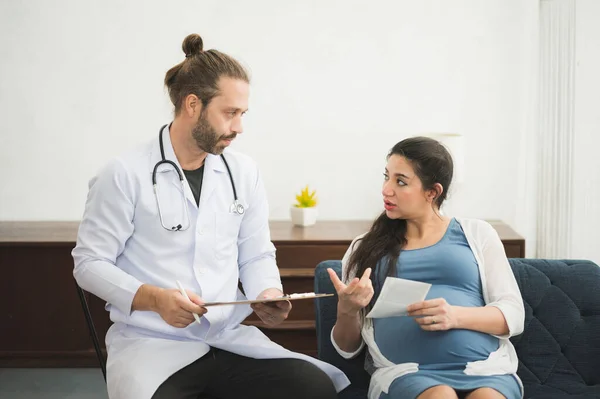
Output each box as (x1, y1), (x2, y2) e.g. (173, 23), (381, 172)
(134, 285), (207, 328)
(328, 268), (374, 316)
(251, 288), (292, 327)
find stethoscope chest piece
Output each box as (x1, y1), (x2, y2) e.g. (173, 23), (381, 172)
(230, 200), (245, 215)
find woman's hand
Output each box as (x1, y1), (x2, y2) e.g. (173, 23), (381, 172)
(328, 268), (374, 316)
(407, 298), (457, 331)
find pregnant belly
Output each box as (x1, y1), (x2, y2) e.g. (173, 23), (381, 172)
(373, 286), (499, 366)
(374, 318), (499, 366)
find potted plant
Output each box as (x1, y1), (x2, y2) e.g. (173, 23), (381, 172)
(290, 185), (318, 226)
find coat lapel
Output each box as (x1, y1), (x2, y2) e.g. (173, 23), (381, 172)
(150, 124), (229, 210)
(199, 153), (227, 210)
(151, 124), (197, 208)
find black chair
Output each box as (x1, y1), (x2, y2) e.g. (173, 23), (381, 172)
(75, 282), (107, 382)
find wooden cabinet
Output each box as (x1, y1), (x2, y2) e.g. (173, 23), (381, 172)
(0, 220), (524, 366)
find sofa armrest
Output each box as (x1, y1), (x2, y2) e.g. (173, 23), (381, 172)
(315, 260), (370, 397)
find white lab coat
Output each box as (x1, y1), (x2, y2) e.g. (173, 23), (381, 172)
(72, 124), (350, 399)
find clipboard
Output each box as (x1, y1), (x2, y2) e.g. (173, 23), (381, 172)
(203, 293), (334, 307)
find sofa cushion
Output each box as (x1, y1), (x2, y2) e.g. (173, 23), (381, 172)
(509, 259), (600, 398)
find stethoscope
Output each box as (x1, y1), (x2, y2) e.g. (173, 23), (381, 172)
(152, 124), (245, 231)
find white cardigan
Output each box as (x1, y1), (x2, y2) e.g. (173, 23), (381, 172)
(331, 218), (525, 399)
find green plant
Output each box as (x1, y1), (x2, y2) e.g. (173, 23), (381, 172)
(294, 185), (317, 208)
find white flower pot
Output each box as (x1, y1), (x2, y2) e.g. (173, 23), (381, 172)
(290, 206), (318, 227)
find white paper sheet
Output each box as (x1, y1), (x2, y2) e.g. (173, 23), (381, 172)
(366, 277), (431, 318)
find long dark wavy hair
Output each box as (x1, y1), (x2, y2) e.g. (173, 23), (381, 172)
(345, 136), (454, 310)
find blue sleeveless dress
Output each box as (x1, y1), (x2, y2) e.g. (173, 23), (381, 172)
(374, 218), (521, 399)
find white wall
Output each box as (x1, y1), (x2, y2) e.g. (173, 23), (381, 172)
(572, 0), (600, 265)
(0, 1), (538, 253)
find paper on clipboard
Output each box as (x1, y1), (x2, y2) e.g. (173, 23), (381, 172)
(203, 293), (334, 307)
(366, 277), (431, 318)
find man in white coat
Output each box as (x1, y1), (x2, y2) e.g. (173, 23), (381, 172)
(72, 33), (349, 399)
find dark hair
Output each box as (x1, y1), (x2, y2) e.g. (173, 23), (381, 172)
(345, 136), (454, 309)
(164, 34), (250, 114)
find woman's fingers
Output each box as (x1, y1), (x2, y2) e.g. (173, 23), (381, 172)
(344, 277), (360, 295)
(359, 268), (372, 284)
(327, 268), (347, 294)
(409, 306), (441, 317)
(335, 269), (375, 313)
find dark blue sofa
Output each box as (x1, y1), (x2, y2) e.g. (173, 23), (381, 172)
(314, 259), (600, 399)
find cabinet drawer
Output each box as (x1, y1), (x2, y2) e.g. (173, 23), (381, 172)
(276, 244), (349, 269)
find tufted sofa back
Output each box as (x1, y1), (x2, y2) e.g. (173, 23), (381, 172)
(509, 259), (600, 398)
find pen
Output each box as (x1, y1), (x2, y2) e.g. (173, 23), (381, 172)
(175, 280), (202, 325)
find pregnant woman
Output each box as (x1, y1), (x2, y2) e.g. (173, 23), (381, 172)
(328, 136), (525, 399)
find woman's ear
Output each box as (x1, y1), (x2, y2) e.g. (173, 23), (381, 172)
(427, 183), (444, 202)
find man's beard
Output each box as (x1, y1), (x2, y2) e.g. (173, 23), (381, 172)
(191, 114), (236, 155)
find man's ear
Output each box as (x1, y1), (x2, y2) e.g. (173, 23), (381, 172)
(183, 94), (201, 118)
